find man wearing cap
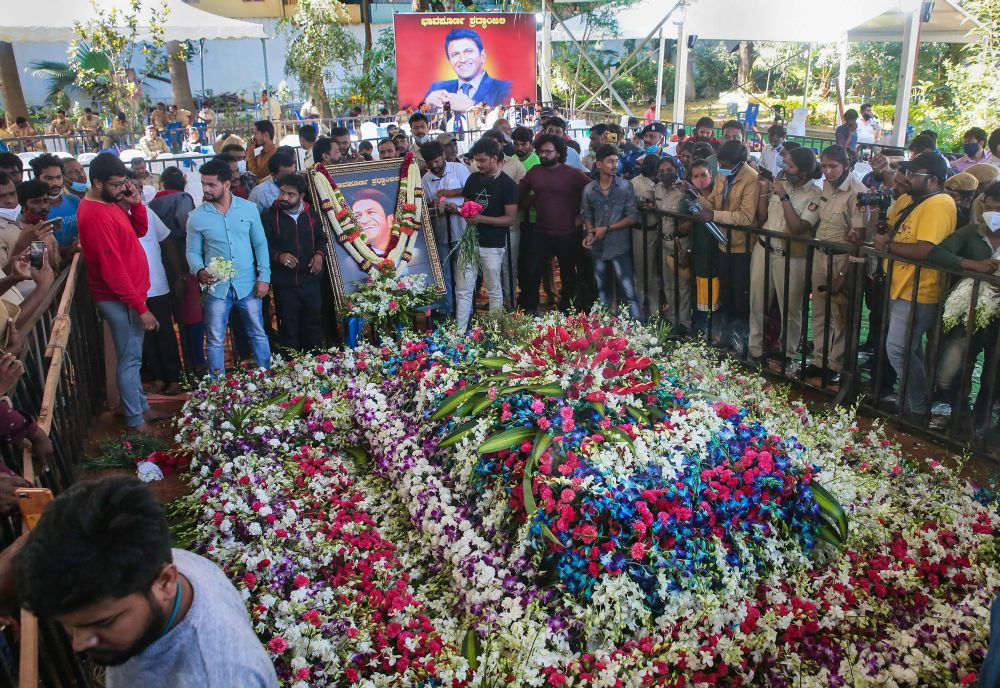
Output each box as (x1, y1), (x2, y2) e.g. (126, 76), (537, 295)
(138, 125), (170, 160)
(436, 133), (460, 164)
(534, 107), (554, 134)
(872, 152), (956, 419)
(944, 172), (979, 228)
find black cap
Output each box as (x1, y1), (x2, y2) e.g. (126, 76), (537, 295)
(539, 107), (554, 117)
(641, 122), (667, 136)
(908, 152), (949, 182)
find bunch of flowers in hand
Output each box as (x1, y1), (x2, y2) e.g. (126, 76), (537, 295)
(201, 256), (236, 290)
(451, 200), (483, 271)
(942, 274), (1000, 332)
(344, 267), (440, 329)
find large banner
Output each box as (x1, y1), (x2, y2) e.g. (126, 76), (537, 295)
(393, 12), (537, 112)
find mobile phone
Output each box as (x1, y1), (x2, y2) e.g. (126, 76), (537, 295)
(606, 132), (619, 144)
(40, 217), (62, 230)
(16, 487), (53, 530)
(758, 168), (774, 182)
(29, 240), (45, 270)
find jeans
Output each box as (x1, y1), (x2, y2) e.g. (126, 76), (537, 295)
(886, 298), (938, 414)
(141, 294), (182, 384)
(935, 322), (998, 425)
(594, 253), (643, 321)
(204, 287), (272, 376)
(520, 229), (584, 313)
(181, 322), (206, 374)
(500, 226), (520, 309)
(97, 301), (149, 427)
(456, 246), (505, 332)
(273, 280), (323, 351)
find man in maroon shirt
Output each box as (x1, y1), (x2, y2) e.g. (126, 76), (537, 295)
(78, 153), (167, 432)
(517, 134), (592, 313)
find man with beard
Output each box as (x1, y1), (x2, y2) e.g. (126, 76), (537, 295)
(16, 476), (278, 688)
(421, 140), (470, 320)
(408, 112), (432, 171)
(187, 159), (272, 376)
(16, 180), (63, 275)
(28, 154), (79, 249)
(330, 126), (358, 163)
(77, 154), (167, 431)
(262, 173), (326, 352)
(63, 158), (88, 200)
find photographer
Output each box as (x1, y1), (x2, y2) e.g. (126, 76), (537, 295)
(748, 148), (822, 370)
(872, 153), (957, 420)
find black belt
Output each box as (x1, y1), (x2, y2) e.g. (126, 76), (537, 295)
(662, 233), (676, 241)
(757, 237), (786, 257)
(816, 245), (843, 255)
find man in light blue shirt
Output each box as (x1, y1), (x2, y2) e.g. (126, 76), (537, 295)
(247, 150), (297, 213)
(186, 159), (271, 375)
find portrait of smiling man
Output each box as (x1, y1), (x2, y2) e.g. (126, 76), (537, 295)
(424, 28), (512, 111)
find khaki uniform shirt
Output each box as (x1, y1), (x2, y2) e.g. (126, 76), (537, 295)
(0, 218), (22, 269)
(631, 175), (658, 229)
(150, 110), (170, 130)
(138, 135), (170, 159)
(198, 108), (216, 126)
(173, 109), (193, 127)
(702, 163), (759, 253)
(815, 175), (866, 243)
(47, 117), (73, 136)
(76, 114), (102, 133)
(761, 181), (822, 257)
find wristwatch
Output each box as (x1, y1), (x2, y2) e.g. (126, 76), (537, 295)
(780, 194), (790, 202)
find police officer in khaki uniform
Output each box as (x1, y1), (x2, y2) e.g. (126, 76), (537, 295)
(749, 147), (822, 365)
(809, 145), (865, 379)
(631, 155), (661, 320)
(655, 158), (691, 331)
(76, 108), (103, 151)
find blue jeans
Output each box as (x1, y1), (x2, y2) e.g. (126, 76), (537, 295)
(594, 253), (643, 322)
(886, 298), (938, 414)
(97, 301), (149, 427)
(204, 287), (271, 376)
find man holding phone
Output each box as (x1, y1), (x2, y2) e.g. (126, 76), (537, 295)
(78, 154), (167, 432)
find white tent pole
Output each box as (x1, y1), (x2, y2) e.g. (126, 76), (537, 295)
(803, 43), (812, 108)
(654, 29), (665, 120)
(890, 7), (920, 147)
(261, 38), (270, 91)
(671, 17), (689, 128)
(540, 0), (552, 103)
(550, 10), (634, 114)
(199, 38), (206, 107)
(838, 33), (848, 106)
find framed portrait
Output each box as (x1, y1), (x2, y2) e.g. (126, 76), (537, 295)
(307, 157), (446, 311)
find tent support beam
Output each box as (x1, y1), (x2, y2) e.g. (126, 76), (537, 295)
(654, 29), (665, 120)
(540, 0), (552, 102)
(261, 37), (270, 91)
(803, 43), (812, 107)
(573, 1), (681, 113)
(672, 16), (689, 127)
(890, 7), (921, 147)
(550, 9), (633, 114)
(199, 38), (206, 108)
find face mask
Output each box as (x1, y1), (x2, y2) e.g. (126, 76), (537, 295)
(237, 160), (247, 173)
(984, 211), (1000, 233)
(414, 134), (429, 144)
(70, 181), (89, 193)
(717, 167), (734, 178)
(645, 145), (660, 154)
(0, 205), (20, 222)
(784, 172), (802, 183)
(964, 143), (981, 158)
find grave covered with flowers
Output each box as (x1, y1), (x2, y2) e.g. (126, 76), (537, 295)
(172, 311), (1000, 687)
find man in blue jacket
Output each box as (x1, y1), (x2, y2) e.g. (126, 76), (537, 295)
(424, 28), (512, 110)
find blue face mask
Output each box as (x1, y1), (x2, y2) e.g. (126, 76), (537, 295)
(70, 181), (88, 193)
(964, 143), (981, 158)
(645, 144), (660, 154)
(717, 167), (735, 177)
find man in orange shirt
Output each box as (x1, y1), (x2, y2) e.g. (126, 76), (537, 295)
(245, 120), (277, 180)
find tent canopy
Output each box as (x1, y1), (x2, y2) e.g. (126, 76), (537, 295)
(0, 0), (267, 43)
(551, 0), (977, 44)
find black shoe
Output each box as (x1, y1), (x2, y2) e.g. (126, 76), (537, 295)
(803, 364), (824, 378)
(824, 371), (841, 386)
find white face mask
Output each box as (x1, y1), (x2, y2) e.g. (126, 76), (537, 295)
(237, 160), (247, 173)
(984, 211), (1000, 233)
(0, 205), (20, 222)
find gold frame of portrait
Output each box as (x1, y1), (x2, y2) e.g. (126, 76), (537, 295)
(307, 158), (446, 312)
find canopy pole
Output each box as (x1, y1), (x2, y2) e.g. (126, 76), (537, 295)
(199, 38), (206, 109)
(654, 29), (665, 120)
(540, 0), (552, 103)
(837, 33), (848, 111)
(261, 38), (270, 91)
(802, 43), (812, 108)
(671, 16), (689, 128)
(890, 7), (921, 147)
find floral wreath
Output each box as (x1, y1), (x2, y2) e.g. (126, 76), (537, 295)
(311, 153), (423, 278)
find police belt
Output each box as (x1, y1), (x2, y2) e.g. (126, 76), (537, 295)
(757, 237), (786, 257)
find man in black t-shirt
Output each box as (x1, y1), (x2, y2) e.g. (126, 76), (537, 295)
(454, 137), (518, 332)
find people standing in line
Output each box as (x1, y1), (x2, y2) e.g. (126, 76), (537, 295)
(517, 134), (592, 314)
(421, 140), (471, 321)
(77, 153), (168, 432)
(748, 147), (822, 368)
(185, 159), (271, 376)
(807, 144), (867, 383)
(692, 139), (759, 353)
(871, 152), (956, 419)
(245, 120), (278, 180)
(455, 137), (518, 332)
(630, 154), (662, 321)
(654, 157), (692, 332)
(581, 145), (643, 321)
(261, 173), (325, 352)
(686, 159), (722, 335)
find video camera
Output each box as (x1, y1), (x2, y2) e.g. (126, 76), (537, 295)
(857, 190), (893, 211)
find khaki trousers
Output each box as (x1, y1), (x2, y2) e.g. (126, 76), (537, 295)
(662, 236), (692, 329)
(748, 242), (807, 358)
(631, 226), (661, 320)
(811, 251), (850, 371)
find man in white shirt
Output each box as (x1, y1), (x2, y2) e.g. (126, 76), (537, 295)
(421, 139), (470, 320)
(856, 103), (881, 144)
(759, 124), (787, 177)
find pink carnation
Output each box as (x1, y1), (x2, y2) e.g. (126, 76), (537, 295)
(267, 636), (289, 653)
(459, 200), (484, 218)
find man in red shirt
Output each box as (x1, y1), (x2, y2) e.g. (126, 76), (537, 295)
(77, 153), (166, 432)
(643, 99), (656, 126)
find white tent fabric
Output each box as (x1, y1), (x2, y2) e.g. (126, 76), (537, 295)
(849, 0), (978, 43)
(0, 0), (266, 43)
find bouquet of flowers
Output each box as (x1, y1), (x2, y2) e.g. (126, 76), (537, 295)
(451, 200), (483, 271)
(201, 256), (237, 291)
(344, 267), (439, 330)
(942, 274), (1000, 332)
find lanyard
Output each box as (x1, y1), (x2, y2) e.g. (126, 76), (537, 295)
(159, 580), (182, 639)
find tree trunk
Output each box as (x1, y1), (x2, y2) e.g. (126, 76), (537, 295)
(736, 40), (755, 88)
(0, 42), (29, 122)
(361, 0), (373, 77)
(166, 41), (196, 111)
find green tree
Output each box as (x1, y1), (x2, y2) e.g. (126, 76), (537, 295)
(279, 0), (360, 118)
(946, 0), (1000, 129)
(337, 27), (397, 111)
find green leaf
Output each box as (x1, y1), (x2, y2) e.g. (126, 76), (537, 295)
(455, 392), (488, 418)
(432, 384), (482, 421)
(626, 405), (650, 425)
(282, 397), (307, 420)
(478, 356), (514, 369)
(438, 419), (481, 448)
(817, 520), (846, 548)
(522, 430), (552, 517)
(540, 523), (563, 548)
(650, 363), (660, 384)
(462, 628), (481, 670)
(468, 393), (498, 418)
(342, 446), (368, 468)
(602, 427), (636, 454)
(478, 426), (537, 455)
(531, 383), (564, 397)
(590, 401), (606, 417)
(811, 482), (849, 545)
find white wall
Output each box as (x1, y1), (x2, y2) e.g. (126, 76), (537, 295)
(8, 18), (387, 107)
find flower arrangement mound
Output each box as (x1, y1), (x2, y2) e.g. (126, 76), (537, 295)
(174, 313), (1000, 687)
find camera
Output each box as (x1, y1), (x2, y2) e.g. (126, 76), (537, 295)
(29, 240), (45, 270)
(857, 190), (893, 210)
(683, 190), (727, 245)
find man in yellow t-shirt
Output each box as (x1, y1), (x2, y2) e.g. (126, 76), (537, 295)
(872, 153), (956, 417)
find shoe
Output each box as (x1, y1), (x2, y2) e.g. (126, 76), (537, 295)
(802, 364), (824, 378)
(823, 370), (841, 386)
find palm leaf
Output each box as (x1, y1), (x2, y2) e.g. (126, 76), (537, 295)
(478, 426), (537, 455)
(438, 418), (481, 447)
(478, 356), (514, 368)
(811, 482), (849, 546)
(522, 430), (552, 517)
(432, 384), (482, 420)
